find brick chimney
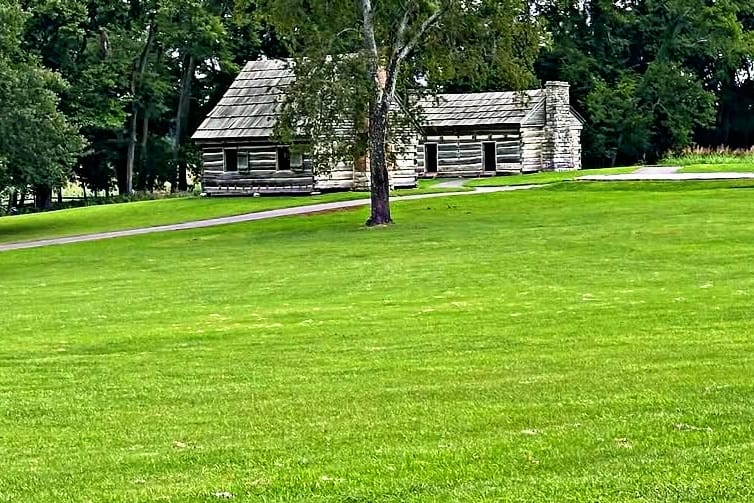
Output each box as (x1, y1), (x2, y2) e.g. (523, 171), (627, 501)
(543, 81), (578, 171)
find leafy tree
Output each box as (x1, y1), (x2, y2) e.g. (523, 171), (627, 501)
(0, 0), (83, 207)
(536, 0), (752, 165)
(268, 0), (540, 226)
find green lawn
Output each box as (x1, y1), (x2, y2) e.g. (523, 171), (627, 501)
(0, 180), (457, 245)
(678, 162), (754, 173)
(4, 183), (754, 501)
(465, 166), (636, 187)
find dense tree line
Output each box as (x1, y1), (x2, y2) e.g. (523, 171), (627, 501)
(2, 0), (754, 210)
(1, 0), (285, 209)
(535, 0), (754, 167)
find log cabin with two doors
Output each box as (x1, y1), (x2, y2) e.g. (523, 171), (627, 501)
(191, 59), (585, 195)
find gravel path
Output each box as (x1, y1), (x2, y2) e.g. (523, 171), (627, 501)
(631, 165), (682, 175)
(578, 164), (754, 181)
(433, 178), (469, 189)
(578, 171), (754, 181)
(0, 185), (538, 253)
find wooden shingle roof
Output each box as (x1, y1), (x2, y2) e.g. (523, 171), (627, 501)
(192, 59), (293, 140)
(419, 90), (545, 128)
(192, 59), (555, 141)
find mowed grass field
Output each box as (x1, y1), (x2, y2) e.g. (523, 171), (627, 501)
(466, 166), (636, 187)
(679, 163), (754, 173)
(3, 182), (754, 501)
(0, 180), (459, 245)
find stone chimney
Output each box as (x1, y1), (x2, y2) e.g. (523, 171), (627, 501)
(543, 81), (577, 171)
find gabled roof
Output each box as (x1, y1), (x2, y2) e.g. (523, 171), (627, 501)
(192, 59), (578, 141)
(419, 90), (545, 128)
(192, 59), (293, 140)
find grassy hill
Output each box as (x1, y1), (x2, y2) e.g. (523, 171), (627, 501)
(0, 180), (461, 245)
(3, 182), (754, 501)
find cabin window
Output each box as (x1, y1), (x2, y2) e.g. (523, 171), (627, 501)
(277, 147), (304, 171)
(237, 150), (249, 173)
(276, 147), (290, 170)
(291, 152), (304, 171)
(224, 149), (238, 172)
(483, 142), (497, 173)
(424, 143), (438, 174)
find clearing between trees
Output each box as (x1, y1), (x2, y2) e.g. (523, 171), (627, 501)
(3, 182), (754, 501)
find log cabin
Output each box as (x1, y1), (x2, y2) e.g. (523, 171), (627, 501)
(191, 59), (584, 195)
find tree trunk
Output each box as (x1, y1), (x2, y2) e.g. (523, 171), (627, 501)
(125, 108), (139, 195)
(18, 190), (26, 209)
(366, 99), (392, 226)
(140, 111), (151, 191)
(34, 184), (52, 210)
(57, 188), (63, 205)
(173, 53), (196, 193)
(125, 21), (156, 195)
(8, 190), (18, 212)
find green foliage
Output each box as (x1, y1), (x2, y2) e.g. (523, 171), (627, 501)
(0, 0), (84, 195)
(586, 76), (652, 166)
(536, 0), (754, 166)
(267, 0), (541, 174)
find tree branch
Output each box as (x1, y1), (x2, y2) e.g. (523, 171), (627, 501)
(393, 3), (412, 56)
(360, 0), (378, 64)
(384, 5), (444, 100)
(397, 7), (443, 61)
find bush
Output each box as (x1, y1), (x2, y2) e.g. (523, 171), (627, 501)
(662, 145), (754, 166)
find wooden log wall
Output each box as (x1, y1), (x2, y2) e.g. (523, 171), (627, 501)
(390, 131), (419, 188)
(200, 143), (315, 195)
(520, 127), (545, 173)
(315, 161), (356, 190)
(417, 130), (522, 177)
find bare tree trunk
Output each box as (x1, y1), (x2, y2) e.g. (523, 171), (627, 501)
(125, 21), (156, 195)
(173, 53), (196, 193)
(8, 191), (18, 212)
(34, 185), (52, 210)
(140, 111), (150, 191)
(366, 99), (392, 226)
(125, 110), (139, 195)
(82, 184), (87, 203)
(359, 0), (440, 226)
(57, 188), (63, 205)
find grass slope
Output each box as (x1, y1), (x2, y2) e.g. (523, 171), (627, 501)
(0, 180), (457, 245)
(678, 163), (754, 173)
(465, 167), (636, 187)
(4, 183), (754, 501)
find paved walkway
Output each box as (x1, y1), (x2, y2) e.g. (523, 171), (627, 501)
(578, 165), (754, 181)
(0, 185), (538, 253)
(631, 165), (682, 175)
(433, 178), (469, 189)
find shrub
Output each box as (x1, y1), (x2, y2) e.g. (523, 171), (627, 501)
(662, 145), (754, 166)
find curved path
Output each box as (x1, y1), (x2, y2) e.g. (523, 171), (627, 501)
(0, 185), (538, 253)
(577, 165), (754, 181)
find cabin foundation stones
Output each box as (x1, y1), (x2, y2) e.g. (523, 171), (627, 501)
(192, 59), (585, 196)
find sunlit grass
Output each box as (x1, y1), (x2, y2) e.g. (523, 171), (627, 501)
(466, 167), (635, 187)
(4, 182), (754, 500)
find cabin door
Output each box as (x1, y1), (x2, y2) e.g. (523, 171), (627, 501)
(424, 143), (438, 175)
(483, 142), (497, 173)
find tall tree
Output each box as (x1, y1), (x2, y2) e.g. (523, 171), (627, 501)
(535, 0), (751, 165)
(0, 0), (83, 207)
(268, 0), (539, 226)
